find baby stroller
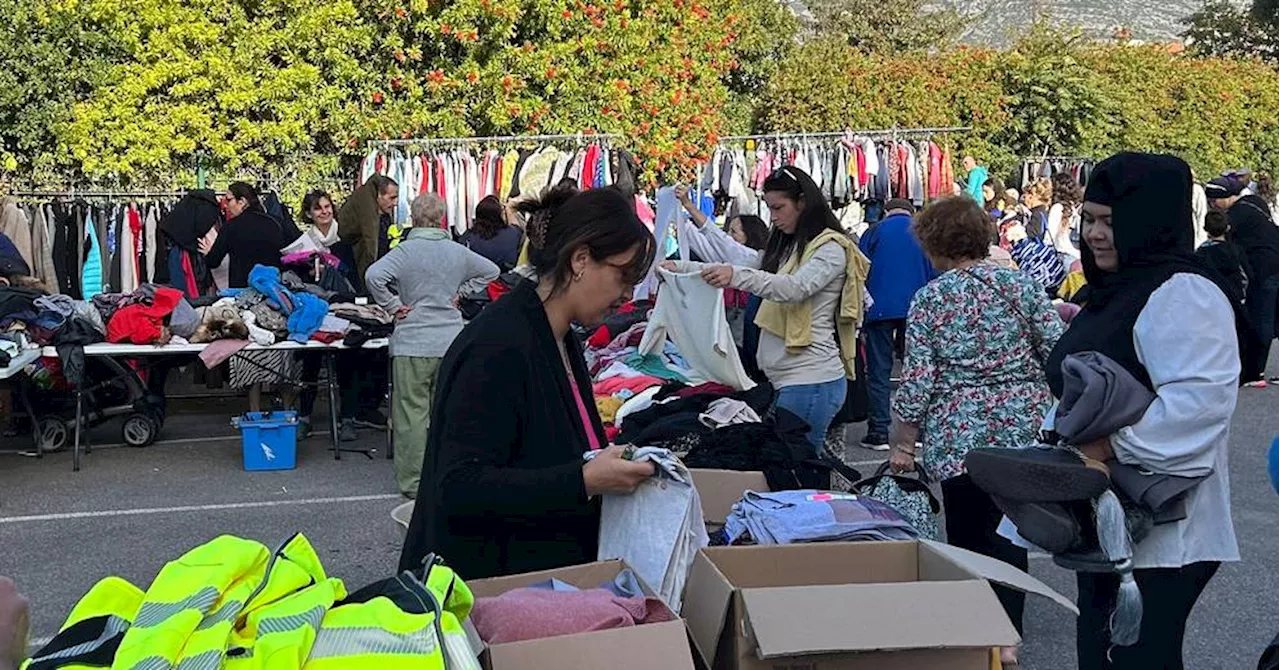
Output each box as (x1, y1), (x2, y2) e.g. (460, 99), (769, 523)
(30, 354), (167, 452)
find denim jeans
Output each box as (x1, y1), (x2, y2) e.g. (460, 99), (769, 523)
(774, 377), (847, 455)
(863, 319), (903, 437)
(1247, 274), (1279, 380)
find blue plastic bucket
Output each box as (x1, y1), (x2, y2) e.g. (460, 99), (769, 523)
(232, 411), (298, 471)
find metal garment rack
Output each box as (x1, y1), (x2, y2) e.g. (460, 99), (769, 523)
(366, 132), (622, 151)
(717, 126), (972, 143)
(7, 190), (188, 199)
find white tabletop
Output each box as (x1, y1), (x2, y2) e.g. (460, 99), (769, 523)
(40, 338), (388, 358)
(0, 348), (42, 380)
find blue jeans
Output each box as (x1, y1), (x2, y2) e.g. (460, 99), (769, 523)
(1247, 274), (1279, 380)
(863, 319), (903, 437)
(774, 378), (847, 455)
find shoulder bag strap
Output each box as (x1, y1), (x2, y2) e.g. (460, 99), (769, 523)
(960, 267), (1045, 367)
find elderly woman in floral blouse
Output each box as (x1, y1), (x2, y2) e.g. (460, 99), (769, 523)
(887, 195), (1063, 667)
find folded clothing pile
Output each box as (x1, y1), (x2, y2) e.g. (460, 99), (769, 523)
(719, 490), (919, 545)
(469, 575), (673, 645)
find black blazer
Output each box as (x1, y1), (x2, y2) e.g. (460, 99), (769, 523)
(204, 209), (287, 288)
(399, 279), (607, 580)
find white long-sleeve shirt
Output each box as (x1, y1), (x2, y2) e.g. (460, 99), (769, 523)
(1030, 273), (1241, 569)
(679, 215), (759, 267)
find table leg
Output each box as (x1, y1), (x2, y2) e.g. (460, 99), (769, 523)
(326, 350), (341, 461)
(72, 387), (83, 472)
(17, 375), (40, 459)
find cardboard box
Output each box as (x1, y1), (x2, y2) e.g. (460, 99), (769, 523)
(465, 559), (697, 670)
(682, 541), (1077, 670)
(690, 469), (769, 525)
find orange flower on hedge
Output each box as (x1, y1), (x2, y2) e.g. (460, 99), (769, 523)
(465, 71), (479, 83)
(440, 23), (453, 35)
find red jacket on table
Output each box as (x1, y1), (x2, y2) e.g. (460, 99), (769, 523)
(106, 287), (183, 344)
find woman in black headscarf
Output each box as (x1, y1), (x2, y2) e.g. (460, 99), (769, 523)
(1043, 153), (1253, 669)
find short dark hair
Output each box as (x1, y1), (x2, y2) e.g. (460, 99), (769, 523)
(471, 195), (507, 240)
(518, 183), (656, 296)
(300, 190), (332, 226)
(368, 174), (398, 196)
(729, 215), (769, 251)
(1204, 210), (1231, 238)
(913, 196), (992, 262)
(227, 181), (263, 212)
(759, 166), (843, 272)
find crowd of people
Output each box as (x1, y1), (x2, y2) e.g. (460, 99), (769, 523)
(0, 146), (1275, 670)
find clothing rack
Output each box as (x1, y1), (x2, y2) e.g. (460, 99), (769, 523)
(366, 132), (621, 150)
(717, 126), (971, 143)
(7, 190), (189, 201)
(1022, 155), (1092, 162)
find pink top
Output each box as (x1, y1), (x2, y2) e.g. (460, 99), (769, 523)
(565, 361), (601, 451)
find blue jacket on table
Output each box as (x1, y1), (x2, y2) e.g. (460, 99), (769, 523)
(859, 212), (937, 322)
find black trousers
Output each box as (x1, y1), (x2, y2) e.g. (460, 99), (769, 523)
(297, 349), (386, 420)
(1076, 561), (1219, 670)
(940, 473), (1028, 635)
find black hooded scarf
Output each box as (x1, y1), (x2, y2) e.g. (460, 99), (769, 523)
(1045, 153), (1257, 395)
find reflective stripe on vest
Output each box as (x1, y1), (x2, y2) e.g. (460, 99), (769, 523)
(309, 626), (437, 659)
(23, 614), (131, 670)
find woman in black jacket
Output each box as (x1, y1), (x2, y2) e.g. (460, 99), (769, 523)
(399, 183), (657, 579)
(199, 182), (288, 289)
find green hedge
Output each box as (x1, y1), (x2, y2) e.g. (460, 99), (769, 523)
(760, 28), (1280, 183)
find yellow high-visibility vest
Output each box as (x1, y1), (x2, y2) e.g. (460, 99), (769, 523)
(22, 535), (477, 670)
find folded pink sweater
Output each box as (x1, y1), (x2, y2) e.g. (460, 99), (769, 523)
(470, 587), (673, 644)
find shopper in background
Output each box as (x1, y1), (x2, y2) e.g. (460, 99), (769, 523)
(1207, 175), (1277, 386)
(667, 167), (867, 454)
(1047, 173), (1084, 258)
(963, 155), (989, 205)
(1047, 152), (1246, 670)
(858, 198), (936, 450)
(983, 176), (1008, 222)
(459, 195), (523, 272)
(200, 182), (298, 413)
(367, 194), (500, 499)
(337, 174), (400, 287)
(399, 183), (657, 579)
(673, 184), (769, 372)
(200, 182), (288, 289)
(291, 190), (345, 438)
(1195, 210), (1250, 303)
(888, 195), (1063, 667)
(1023, 178), (1053, 241)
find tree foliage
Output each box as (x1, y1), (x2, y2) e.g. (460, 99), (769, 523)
(805, 0), (968, 54)
(761, 25), (1279, 181)
(0, 0), (125, 179)
(1182, 0), (1278, 62)
(33, 0), (793, 187)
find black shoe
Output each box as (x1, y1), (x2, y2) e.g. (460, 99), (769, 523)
(994, 496), (1085, 554)
(339, 419), (359, 442)
(861, 434), (890, 451)
(353, 410), (387, 430)
(965, 445), (1110, 503)
(298, 417), (313, 440)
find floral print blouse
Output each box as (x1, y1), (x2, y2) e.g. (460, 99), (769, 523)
(892, 263), (1064, 481)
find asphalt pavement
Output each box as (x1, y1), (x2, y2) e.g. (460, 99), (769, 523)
(1, 364), (1275, 668)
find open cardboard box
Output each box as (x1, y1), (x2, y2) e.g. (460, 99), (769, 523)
(690, 469), (769, 526)
(682, 541), (1078, 670)
(465, 559), (696, 670)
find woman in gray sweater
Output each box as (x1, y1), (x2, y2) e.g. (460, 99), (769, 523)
(366, 193), (500, 498)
